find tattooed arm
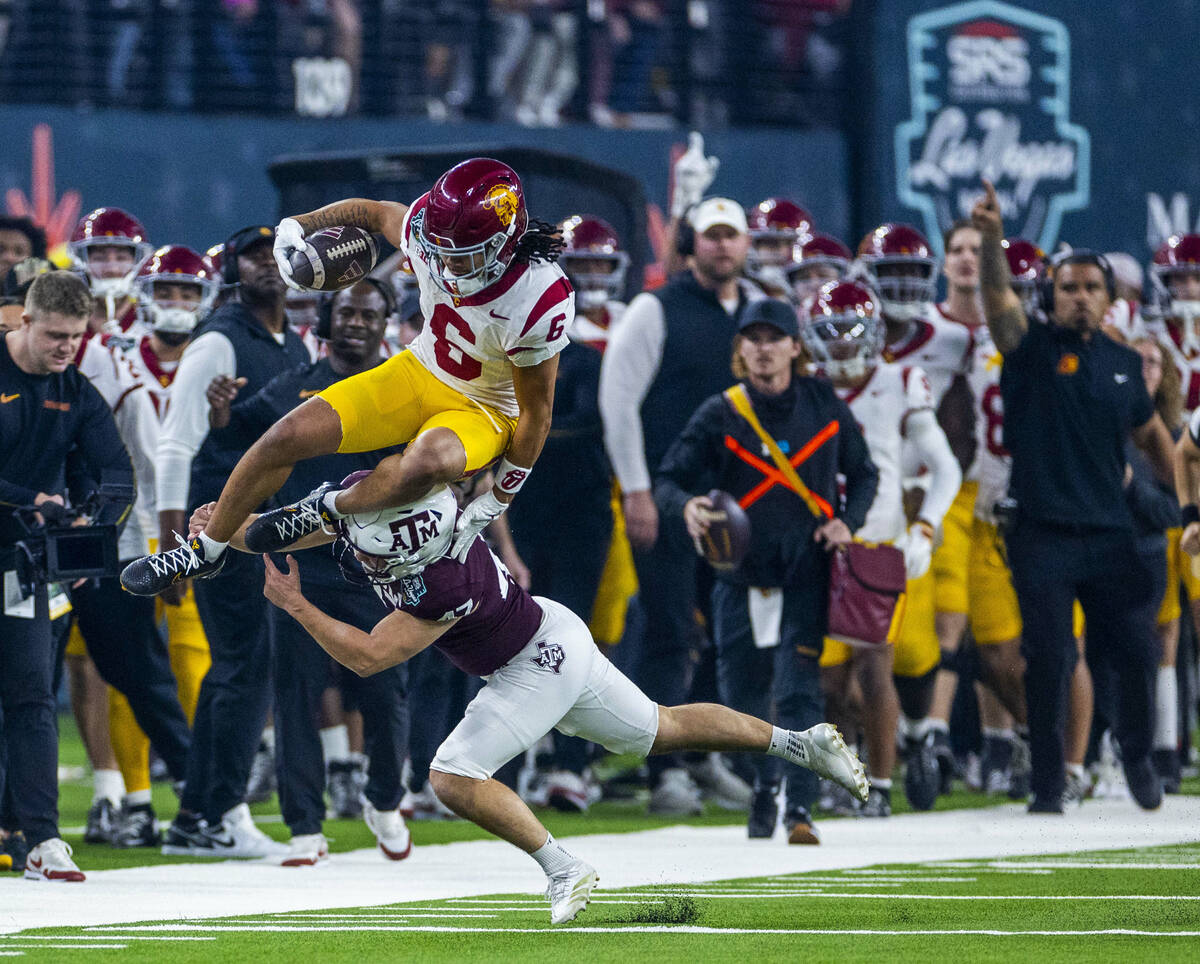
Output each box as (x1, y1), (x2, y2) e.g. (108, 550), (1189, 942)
(971, 178), (1028, 356)
(294, 198), (409, 248)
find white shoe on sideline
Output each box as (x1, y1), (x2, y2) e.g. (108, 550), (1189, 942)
(687, 753), (753, 810)
(546, 859), (598, 925)
(24, 838), (85, 882)
(211, 802), (289, 858)
(281, 833), (329, 867)
(363, 800), (413, 861)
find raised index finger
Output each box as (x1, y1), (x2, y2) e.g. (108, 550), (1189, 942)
(981, 178), (998, 205)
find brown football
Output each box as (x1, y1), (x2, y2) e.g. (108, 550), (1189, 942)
(288, 225), (379, 291)
(699, 489), (751, 570)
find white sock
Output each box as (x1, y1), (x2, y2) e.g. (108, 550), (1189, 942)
(124, 789), (152, 807)
(906, 717), (932, 740)
(927, 718), (949, 735)
(93, 769), (125, 806)
(322, 490), (347, 519)
(260, 726), (275, 753)
(530, 832), (576, 875)
(197, 531), (227, 556)
(982, 727), (1015, 742)
(1066, 763), (1086, 781)
(870, 776), (892, 790)
(320, 724), (350, 764)
(1155, 666), (1178, 750)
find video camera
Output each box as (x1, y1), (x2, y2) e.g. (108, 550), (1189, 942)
(11, 481), (135, 597)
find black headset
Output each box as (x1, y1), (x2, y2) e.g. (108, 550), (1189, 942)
(315, 276), (397, 340)
(1039, 248), (1117, 315)
(222, 225), (275, 286)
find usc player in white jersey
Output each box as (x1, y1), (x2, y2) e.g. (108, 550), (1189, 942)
(803, 281), (961, 817)
(122, 158), (574, 598)
(77, 245), (217, 844)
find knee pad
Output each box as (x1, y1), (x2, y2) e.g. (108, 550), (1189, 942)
(893, 666), (938, 721)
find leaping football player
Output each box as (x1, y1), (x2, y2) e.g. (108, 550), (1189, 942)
(186, 483), (869, 924)
(122, 158), (573, 596)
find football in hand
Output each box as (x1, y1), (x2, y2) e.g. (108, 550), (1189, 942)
(698, 489), (751, 570)
(288, 226), (379, 291)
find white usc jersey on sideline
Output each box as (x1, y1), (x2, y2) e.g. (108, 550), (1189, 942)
(965, 324), (1010, 523)
(1160, 318), (1200, 415)
(837, 363), (934, 544)
(570, 301), (626, 352)
(401, 193), (575, 417)
(882, 303), (973, 406)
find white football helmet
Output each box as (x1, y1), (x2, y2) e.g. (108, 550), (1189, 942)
(338, 483), (458, 582)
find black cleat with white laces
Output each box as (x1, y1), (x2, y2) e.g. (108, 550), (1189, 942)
(244, 482), (342, 554)
(120, 533), (226, 596)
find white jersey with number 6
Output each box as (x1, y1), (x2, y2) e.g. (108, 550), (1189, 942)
(400, 193), (575, 417)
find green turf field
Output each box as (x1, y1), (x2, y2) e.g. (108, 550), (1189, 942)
(5, 842), (1199, 962)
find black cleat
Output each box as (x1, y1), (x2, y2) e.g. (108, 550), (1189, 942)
(904, 735), (940, 812)
(1124, 754), (1164, 811)
(112, 803), (162, 849)
(84, 798), (117, 844)
(860, 785), (891, 817)
(747, 786), (778, 838)
(244, 482), (341, 553)
(121, 533), (225, 596)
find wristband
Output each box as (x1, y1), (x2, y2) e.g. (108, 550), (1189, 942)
(913, 519), (936, 539)
(1183, 504), (1200, 528)
(494, 458), (532, 496)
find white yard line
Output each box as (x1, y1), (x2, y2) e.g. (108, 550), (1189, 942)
(1, 795), (1198, 935)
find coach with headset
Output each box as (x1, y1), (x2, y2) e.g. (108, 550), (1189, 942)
(155, 224), (309, 854)
(200, 277), (410, 860)
(972, 181), (1176, 814)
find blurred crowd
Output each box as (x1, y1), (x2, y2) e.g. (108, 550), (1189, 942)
(0, 128), (1196, 877)
(0, 0), (852, 126)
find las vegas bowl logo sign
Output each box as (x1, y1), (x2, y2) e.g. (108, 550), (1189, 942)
(896, 1), (1089, 256)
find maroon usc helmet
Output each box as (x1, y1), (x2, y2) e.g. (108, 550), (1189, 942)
(558, 215), (629, 311)
(747, 198), (813, 269)
(1001, 238), (1046, 317)
(800, 280), (883, 381)
(855, 223), (938, 321)
(135, 245), (216, 335)
(786, 233), (852, 302)
(69, 207), (152, 297)
(415, 158), (529, 297)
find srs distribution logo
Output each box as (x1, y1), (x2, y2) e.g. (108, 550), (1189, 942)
(895, 1), (1089, 256)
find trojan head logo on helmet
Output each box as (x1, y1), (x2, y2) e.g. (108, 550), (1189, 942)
(855, 223), (938, 322)
(135, 245), (216, 337)
(786, 233), (852, 304)
(558, 215), (629, 312)
(416, 158), (529, 298)
(800, 280), (884, 381)
(1002, 238), (1047, 319)
(1151, 234), (1200, 357)
(69, 207), (153, 299)
(336, 478), (458, 584)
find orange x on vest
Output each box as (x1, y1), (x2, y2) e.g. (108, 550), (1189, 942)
(723, 420), (839, 516)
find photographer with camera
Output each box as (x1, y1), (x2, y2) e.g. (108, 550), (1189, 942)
(1, 270), (134, 881)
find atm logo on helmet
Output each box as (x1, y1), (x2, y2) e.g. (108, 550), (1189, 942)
(482, 184), (519, 229)
(387, 509), (442, 552)
(896, 1), (1089, 256)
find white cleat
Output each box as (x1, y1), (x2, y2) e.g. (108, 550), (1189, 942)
(211, 802), (290, 858)
(363, 800), (413, 861)
(789, 724), (870, 803)
(546, 859), (599, 925)
(280, 833), (329, 867)
(24, 838), (85, 882)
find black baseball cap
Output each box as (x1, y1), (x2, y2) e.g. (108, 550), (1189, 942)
(737, 298), (800, 339)
(225, 224), (275, 259)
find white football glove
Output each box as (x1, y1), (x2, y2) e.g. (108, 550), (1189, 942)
(450, 489), (507, 563)
(903, 525), (934, 580)
(670, 131), (720, 218)
(273, 217), (307, 291)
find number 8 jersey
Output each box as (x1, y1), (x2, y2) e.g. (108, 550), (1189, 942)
(402, 194), (575, 417)
(966, 323), (1011, 523)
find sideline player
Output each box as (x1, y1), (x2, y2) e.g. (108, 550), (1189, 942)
(121, 158), (573, 596)
(188, 486), (868, 924)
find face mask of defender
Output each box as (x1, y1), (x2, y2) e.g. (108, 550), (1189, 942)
(1159, 267), (1200, 357)
(419, 229), (514, 298)
(562, 253), (628, 311)
(801, 313), (883, 381)
(140, 283), (208, 335)
(336, 486), (458, 585)
(863, 258), (937, 321)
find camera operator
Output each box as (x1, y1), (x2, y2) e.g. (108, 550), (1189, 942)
(0, 270), (134, 881)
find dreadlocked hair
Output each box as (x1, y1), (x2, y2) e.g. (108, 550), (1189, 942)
(514, 219), (566, 264)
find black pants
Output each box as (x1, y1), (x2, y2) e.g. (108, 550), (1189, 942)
(70, 568), (192, 782)
(269, 580), (408, 835)
(711, 578), (824, 811)
(183, 550), (272, 824)
(1006, 521), (1161, 802)
(0, 584), (59, 846)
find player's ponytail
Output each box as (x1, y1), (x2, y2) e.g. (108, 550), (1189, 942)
(514, 219), (565, 265)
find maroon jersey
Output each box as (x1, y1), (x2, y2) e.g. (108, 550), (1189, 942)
(369, 536), (545, 677)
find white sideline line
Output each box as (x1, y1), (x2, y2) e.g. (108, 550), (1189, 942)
(5, 797), (1200, 935)
(0, 944), (128, 950)
(0, 936), (212, 943)
(78, 924), (1200, 936)
(986, 860), (1200, 870)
